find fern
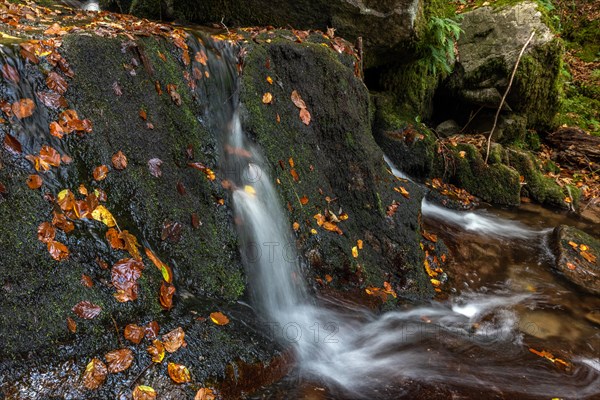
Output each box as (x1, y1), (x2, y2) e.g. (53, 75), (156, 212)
(418, 16), (463, 77)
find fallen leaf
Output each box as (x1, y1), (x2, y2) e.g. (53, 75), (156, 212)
(4, 133), (22, 153)
(46, 71), (68, 94)
(191, 212), (201, 229)
(567, 262), (577, 270)
(581, 251), (597, 263)
(166, 84), (181, 106)
(12, 98), (35, 119)
(49, 121), (64, 138)
(300, 196), (309, 205)
(2, 64), (19, 83)
(44, 23), (66, 35)
(82, 358), (107, 390)
(299, 108), (311, 125)
(72, 301), (102, 319)
(27, 174), (42, 189)
(36, 91), (67, 109)
(160, 281), (175, 310)
(57, 189), (75, 212)
(133, 385), (157, 400)
(91, 205), (117, 227)
(195, 388), (216, 400)
(145, 321), (160, 339)
(139, 109), (147, 120)
(120, 230), (142, 260)
(422, 231), (438, 243)
(322, 221), (343, 235)
(37, 222), (55, 243)
(67, 317), (77, 333)
(53, 211), (74, 233)
(167, 362), (191, 383)
(357, 239), (363, 249)
(352, 246), (358, 258)
(81, 274), (94, 288)
(262, 92), (273, 104)
(105, 348), (134, 373)
(124, 324), (145, 344)
(106, 228), (125, 249)
(112, 258), (144, 303)
(162, 327), (185, 353)
(290, 169), (299, 182)
(112, 151), (127, 170)
(293, 222), (300, 231)
(48, 240), (69, 260)
(266, 76), (273, 84)
(112, 81), (122, 96)
(394, 186), (410, 199)
(93, 165), (108, 181)
(290, 90), (306, 109)
(145, 248), (173, 283)
(147, 339), (165, 363)
(210, 311), (229, 325)
(161, 221), (182, 244)
(148, 158), (163, 177)
(244, 185), (256, 196)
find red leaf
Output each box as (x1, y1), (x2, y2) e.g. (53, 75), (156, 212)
(27, 174), (43, 189)
(105, 348), (134, 373)
(124, 324), (145, 344)
(72, 301), (102, 319)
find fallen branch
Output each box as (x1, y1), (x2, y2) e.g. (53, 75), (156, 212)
(484, 30), (535, 164)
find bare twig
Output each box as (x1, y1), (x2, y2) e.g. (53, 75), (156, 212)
(357, 37), (364, 80)
(484, 31), (536, 164)
(110, 315), (124, 348)
(459, 105), (484, 134)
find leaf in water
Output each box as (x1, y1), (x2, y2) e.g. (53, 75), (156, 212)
(112, 258), (144, 302)
(49, 121), (64, 138)
(145, 321), (160, 339)
(159, 281), (175, 310)
(133, 385), (157, 400)
(209, 312), (229, 326)
(67, 317), (77, 333)
(120, 230), (141, 260)
(195, 49), (208, 65)
(299, 108), (311, 125)
(91, 205), (117, 227)
(167, 362), (191, 384)
(262, 92), (273, 104)
(48, 240), (69, 260)
(244, 185), (256, 196)
(195, 388), (216, 400)
(147, 339), (165, 363)
(148, 158), (163, 177)
(27, 174), (43, 189)
(57, 189), (75, 212)
(4, 133), (22, 153)
(82, 358), (107, 390)
(37, 222), (56, 243)
(12, 98), (35, 119)
(112, 151), (127, 170)
(46, 71), (68, 94)
(105, 348), (134, 373)
(2, 64), (19, 83)
(290, 90), (306, 109)
(93, 165), (108, 181)
(124, 324), (145, 344)
(162, 327), (185, 353)
(72, 301), (102, 319)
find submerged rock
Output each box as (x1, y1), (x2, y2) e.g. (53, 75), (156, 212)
(552, 225), (600, 295)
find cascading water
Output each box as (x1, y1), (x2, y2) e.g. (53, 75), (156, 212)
(205, 41), (600, 398)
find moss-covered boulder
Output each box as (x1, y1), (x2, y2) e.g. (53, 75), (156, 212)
(552, 225), (600, 295)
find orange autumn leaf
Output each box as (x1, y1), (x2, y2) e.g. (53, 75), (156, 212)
(299, 108), (311, 125)
(262, 92), (273, 104)
(210, 311), (229, 326)
(46, 71), (68, 94)
(67, 316), (77, 333)
(48, 240), (69, 260)
(162, 327), (185, 353)
(120, 230), (141, 260)
(112, 151), (128, 170)
(567, 262), (577, 270)
(106, 228), (125, 249)
(57, 189), (75, 212)
(144, 248), (173, 283)
(82, 358), (107, 390)
(49, 121), (64, 138)
(105, 348), (134, 373)
(27, 145), (61, 171)
(322, 221), (343, 235)
(160, 281), (175, 310)
(27, 175), (43, 189)
(112, 258), (144, 303)
(124, 324), (145, 344)
(357, 239), (363, 249)
(81, 274), (94, 288)
(133, 385), (157, 400)
(53, 211), (74, 233)
(195, 388), (216, 400)
(581, 251), (597, 263)
(168, 362), (191, 383)
(290, 90), (306, 109)
(147, 339), (165, 363)
(72, 301), (102, 319)
(290, 169), (299, 182)
(394, 186), (410, 199)
(422, 231), (438, 243)
(37, 222), (55, 243)
(11, 98), (35, 119)
(93, 165), (108, 181)
(145, 321), (160, 339)
(293, 222), (300, 231)
(300, 195), (309, 205)
(195, 49), (208, 65)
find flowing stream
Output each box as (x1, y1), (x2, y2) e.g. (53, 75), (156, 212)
(206, 46), (600, 398)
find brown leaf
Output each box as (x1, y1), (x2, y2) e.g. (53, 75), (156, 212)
(191, 212), (201, 229)
(148, 158), (163, 177)
(300, 196), (309, 205)
(147, 339), (165, 363)
(299, 108), (311, 125)
(195, 388), (216, 400)
(112, 81), (123, 96)
(44, 23), (66, 35)
(162, 327), (185, 353)
(82, 358), (107, 390)
(81, 274), (94, 288)
(93, 165), (108, 181)
(40, 145), (61, 167)
(2, 64), (19, 83)
(111, 151), (127, 170)
(290, 90), (306, 109)
(195, 49), (208, 65)
(105, 348), (134, 373)
(48, 240), (69, 260)
(57, 189), (75, 212)
(159, 281), (175, 310)
(36, 91), (68, 109)
(167, 362), (191, 384)
(72, 301), (102, 319)
(112, 258), (144, 303)
(27, 174), (43, 189)
(46, 71), (68, 94)
(106, 228), (125, 249)
(139, 109), (147, 121)
(119, 230), (142, 260)
(37, 222), (56, 243)
(176, 181), (186, 195)
(12, 98), (35, 119)
(166, 84), (181, 106)
(67, 317), (77, 333)
(124, 324), (145, 344)
(209, 311), (229, 326)
(290, 169), (299, 182)
(4, 133), (22, 153)
(145, 321), (160, 339)
(161, 220), (182, 243)
(133, 385), (157, 400)
(53, 211), (74, 233)
(0, 181), (6, 195)
(422, 231), (438, 243)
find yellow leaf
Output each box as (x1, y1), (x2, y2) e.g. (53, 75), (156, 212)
(357, 239), (363, 250)
(210, 311), (229, 325)
(266, 76), (273, 84)
(262, 92), (273, 104)
(168, 362), (191, 384)
(459, 151), (466, 158)
(244, 185), (256, 195)
(351, 246), (358, 258)
(310, 228), (317, 235)
(91, 205), (117, 227)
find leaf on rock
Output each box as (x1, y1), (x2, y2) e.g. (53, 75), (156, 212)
(290, 90), (306, 109)
(148, 158), (163, 178)
(37, 221), (56, 243)
(322, 221), (343, 235)
(195, 388), (216, 400)
(209, 311), (229, 326)
(290, 169), (299, 182)
(27, 174), (42, 189)
(159, 281), (175, 310)
(147, 339), (165, 363)
(394, 186), (410, 199)
(49, 121), (64, 138)
(93, 165), (108, 181)
(422, 231), (437, 243)
(162, 327), (185, 353)
(82, 358), (107, 390)
(91, 205), (117, 227)
(53, 211), (75, 233)
(299, 108), (311, 125)
(293, 222), (300, 231)
(145, 248), (173, 283)
(124, 324), (145, 344)
(105, 348), (134, 373)
(262, 92), (272, 104)
(191, 212), (201, 229)
(73, 301), (102, 319)
(352, 246), (358, 258)
(166, 84), (181, 106)
(67, 316), (77, 333)
(106, 228), (125, 249)
(46, 71), (68, 94)
(48, 240), (69, 260)
(167, 362), (191, 384)
(4, 133), (22, 153)
(57, 189), (75, 212)
(2, 64), (19, 83)
(161, 221), (182, 243)
(133, 385), (157, 400)
(145, 321), (160, 339)
(581, 251), (597, 263)
(300, 196), (309, 205)
(120, 230), (141, 260)
(112, 151), (128, 170)
(12, 98), (35, 119)
(36, 91), (68, 109)
(112, 258), (144, 303)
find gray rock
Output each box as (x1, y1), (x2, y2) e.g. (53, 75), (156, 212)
(435, 119), (461, 137)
